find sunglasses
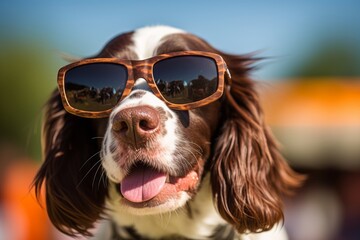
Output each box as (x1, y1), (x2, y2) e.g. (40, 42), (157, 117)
(58, 51), (231, 118)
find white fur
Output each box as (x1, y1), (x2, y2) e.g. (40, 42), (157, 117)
(131, 25), (185, 60)
(102, 25), (187, 184)
(102, 26), (188, 190)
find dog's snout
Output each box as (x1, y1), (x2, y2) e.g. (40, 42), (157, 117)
(112, 106), (161, 148)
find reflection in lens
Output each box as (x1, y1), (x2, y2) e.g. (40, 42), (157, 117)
(64, 63), (127, 111)
(153, 56), (218, 104)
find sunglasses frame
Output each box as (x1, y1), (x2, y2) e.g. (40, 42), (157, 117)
(58, 51), (230, 118)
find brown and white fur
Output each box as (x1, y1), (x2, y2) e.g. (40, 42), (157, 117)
(34, 25), (303, 240)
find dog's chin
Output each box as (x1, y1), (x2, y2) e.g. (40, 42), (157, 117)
(108, 163), (201, 215)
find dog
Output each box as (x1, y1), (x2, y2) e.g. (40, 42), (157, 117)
(33, 25), (303, 239)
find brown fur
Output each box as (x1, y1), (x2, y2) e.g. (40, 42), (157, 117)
(211, 65), (303, 233)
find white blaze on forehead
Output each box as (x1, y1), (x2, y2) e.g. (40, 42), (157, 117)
(133, 78), (150, 91)
(102, 26), (186, 186)
(131, 25), (185, 60)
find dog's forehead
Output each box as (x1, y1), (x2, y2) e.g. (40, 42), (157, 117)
(130, 25), (185, 60)
(129, 26), (185, 91)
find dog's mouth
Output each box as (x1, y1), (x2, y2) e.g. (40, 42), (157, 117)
(120, 163), (167, 203)
(116, 161), (200, 207)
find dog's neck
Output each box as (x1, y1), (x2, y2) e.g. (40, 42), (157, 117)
(106, 174), (230, 239)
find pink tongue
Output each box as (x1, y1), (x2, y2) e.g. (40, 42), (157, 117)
(120, 166), (167, 203)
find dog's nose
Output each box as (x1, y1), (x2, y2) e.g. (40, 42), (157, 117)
(112, 106), (160, 148)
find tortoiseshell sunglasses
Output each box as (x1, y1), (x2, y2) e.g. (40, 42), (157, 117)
(58, 51), (231, 118)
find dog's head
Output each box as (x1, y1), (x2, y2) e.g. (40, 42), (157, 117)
(34, 26), (302, 237)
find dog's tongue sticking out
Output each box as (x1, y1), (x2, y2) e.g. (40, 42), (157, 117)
(121, 166), (167, 203)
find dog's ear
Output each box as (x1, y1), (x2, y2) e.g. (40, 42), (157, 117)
(211, 53), (304, 233)
(33, 90), (108, 237)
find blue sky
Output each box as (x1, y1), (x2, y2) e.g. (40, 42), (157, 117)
(1, 0), (359, 80)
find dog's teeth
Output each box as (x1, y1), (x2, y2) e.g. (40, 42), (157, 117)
(166, 175), (170, 183)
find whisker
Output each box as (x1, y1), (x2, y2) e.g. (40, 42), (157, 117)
(177, 139), (202, 148)
(77, 159), (102, 188)
(176, 139), (203, 155)
(80, 150), (101, 170)
(91, 136), (105, 140)
(181, 149), (202, 159)
(92, 162), (104, 190)
(99, 167), (108, 189)
(174, 153), (194, 174)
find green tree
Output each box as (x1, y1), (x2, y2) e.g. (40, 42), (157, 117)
(0, 39), (59, 160)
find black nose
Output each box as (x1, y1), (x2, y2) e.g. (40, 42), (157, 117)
(112, 106), (161, 148)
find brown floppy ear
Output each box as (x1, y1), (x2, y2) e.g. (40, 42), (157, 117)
(33, 90), (108, 237)
(211, 53), (304, 233)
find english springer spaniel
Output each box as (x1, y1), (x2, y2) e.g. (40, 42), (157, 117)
(33, 26), (303, 240)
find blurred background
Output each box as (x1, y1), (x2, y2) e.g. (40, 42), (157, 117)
(0, 1), (359, 239)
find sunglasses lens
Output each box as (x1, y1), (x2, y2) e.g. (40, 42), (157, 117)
(153, 56), (218, 104)
(64, 63), (127, 112)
